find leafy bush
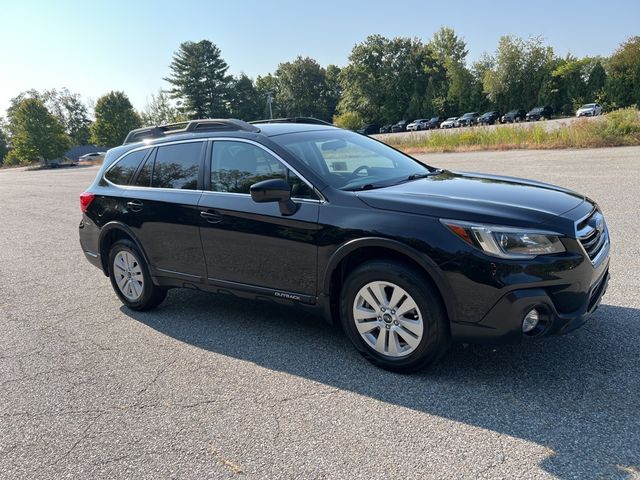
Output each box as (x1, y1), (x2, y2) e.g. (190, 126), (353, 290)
(333, 111), (363, 131)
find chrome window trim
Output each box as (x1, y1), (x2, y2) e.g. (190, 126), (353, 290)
(102, 137), (325, 203)
(199, 190), (323, 204)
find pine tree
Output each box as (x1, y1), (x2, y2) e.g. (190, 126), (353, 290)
(164, 40), (232, 119)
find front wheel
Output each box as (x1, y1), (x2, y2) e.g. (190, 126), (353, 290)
(108, 239), (167, 311)
(340, 261), (450, 372)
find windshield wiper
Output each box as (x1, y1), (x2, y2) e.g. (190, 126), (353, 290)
(404, 169), (443, 182)
(344, 183), (381, 191)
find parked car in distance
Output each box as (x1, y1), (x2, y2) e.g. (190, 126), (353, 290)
(501, 109), (527, 123)
(406, 119), (429, 131)
(79, 117), (611, 372)
(457, 112), (480, 127)
(424, 116), (445, 130)
(526, 106), (553, 121)
(478, 111), (501, 126)
(440, 117), (458, 129)
(379, 124), (393, 134)
(78, 152), (106, 163)
(357, 124), (381, 136)
(391, 120), (409, 133)
(576, 103), (603, 117)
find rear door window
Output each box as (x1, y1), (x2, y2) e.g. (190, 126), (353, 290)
(151, 142), (203, 190)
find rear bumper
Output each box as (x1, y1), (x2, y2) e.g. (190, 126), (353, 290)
(450, 267), (610, 344)
(83, 249), (103, 269)
(79, 217), (104, 272)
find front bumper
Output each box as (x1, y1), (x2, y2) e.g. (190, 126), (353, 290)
(450, 266), (610, 344)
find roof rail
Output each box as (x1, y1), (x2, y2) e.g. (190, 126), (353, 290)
(250, 117), (333, 126)
(123, 119), (260, 144)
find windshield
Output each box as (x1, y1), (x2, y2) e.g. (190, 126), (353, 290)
(581, 104), (596, 109)
(271, 129), (433, 191)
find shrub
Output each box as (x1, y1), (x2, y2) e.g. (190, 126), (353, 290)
(333, 111), (363, 131)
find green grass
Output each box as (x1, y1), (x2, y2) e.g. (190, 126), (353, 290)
(383, 108), (640, 153)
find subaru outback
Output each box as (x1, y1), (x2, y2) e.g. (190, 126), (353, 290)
(79, 118), (610, 372)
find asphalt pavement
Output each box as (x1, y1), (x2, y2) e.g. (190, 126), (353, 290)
(0, 146), (639, 479)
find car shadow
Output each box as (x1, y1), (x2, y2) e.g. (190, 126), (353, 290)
(121, 290), (640, 479)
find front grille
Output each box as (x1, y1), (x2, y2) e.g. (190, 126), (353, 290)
(576, 208), (608, 263)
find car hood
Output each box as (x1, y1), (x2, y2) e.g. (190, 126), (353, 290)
(577, 107), (594, 112)
(356, 170), (588, 234)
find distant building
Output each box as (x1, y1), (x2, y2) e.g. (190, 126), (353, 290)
(63, 145), (107, 161)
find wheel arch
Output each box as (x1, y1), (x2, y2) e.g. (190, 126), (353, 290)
(322, 238), (455, 325)
(98, 222), (151, 276)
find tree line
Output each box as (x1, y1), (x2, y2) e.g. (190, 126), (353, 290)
(1, 29), (639, 165)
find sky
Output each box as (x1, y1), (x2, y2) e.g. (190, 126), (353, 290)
(1, 0), (638, 116)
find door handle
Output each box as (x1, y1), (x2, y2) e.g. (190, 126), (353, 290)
(126, 200), (144, 212)
(200, 210), (223, 224)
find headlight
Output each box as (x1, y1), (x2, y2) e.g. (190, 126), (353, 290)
(441, 220), (566, 259)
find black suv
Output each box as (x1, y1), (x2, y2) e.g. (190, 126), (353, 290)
(478, 111), (500, 126)
(526, 106), (553, 121)
(80, 118), (610, 372)
(357, 124), (381, 136)
(501, 109), (526, 123)
(424, 116), (445, 130)
(457, 112), (480, 127)
(391, 120), (409, 133)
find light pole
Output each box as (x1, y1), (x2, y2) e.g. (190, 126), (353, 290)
(266, 92), (273, 119)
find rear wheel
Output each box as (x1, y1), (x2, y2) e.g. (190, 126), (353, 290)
(108, 240), (167, 310)
(340, 261), (450, 372)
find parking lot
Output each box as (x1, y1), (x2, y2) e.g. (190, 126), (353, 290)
(1, 146), (639, 479)
(374, 115), (595, 142)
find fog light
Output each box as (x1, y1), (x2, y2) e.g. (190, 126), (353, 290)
(522, 309), (540, 333)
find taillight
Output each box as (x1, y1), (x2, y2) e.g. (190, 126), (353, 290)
(80, 192), (95, 213)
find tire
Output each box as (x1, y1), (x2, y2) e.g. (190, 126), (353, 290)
(339, 260), (450, 372)
(108, 239), (167, 311)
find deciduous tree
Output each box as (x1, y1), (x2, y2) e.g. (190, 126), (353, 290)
(0, 123), (8, 165)
(483, 36), (556, 112)
(227, 74), (263, 121)
(274, 56), (332, 120)
(606, 36), (640, 108)
(6, 98), (70, 165)
(140, 90), (185, 126)
(339, 35), (425, 124)
(7, 88), (91, 145)
(91, 91), (141, 147)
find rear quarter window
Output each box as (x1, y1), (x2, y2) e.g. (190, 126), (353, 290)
(104, 149), (148, 185)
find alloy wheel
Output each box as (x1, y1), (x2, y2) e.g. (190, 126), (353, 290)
(352, 281), (424, 357)
(113, 251), (144, 301)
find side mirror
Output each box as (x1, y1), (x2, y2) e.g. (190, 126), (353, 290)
(250, 178), (298, 216)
